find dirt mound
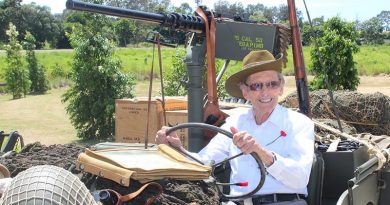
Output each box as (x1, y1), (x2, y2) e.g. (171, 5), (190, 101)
(0, 142), (85, 177)
(0, 142), (220, 205)
(282, 90), (390, 136)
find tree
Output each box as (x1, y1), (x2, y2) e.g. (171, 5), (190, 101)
(360, 17), (385, 44)
(23, 31), (49, 93)
(301, 23), (312, 46)
(174, 3), (192, 15)
(228, 2), (245, 16)
(54, 13), (71, 49)
(103, 0), (169, 46)
(275, 4), (288, 23)
(109, 0), (170, 12)
(163, 48), (187, 96)
(214, 0), (231, 16)
(62, 6), (135, 140)
(263, 6), (278, 22)
(249, 11), (268, 22)
(4, 22), (30, 99)
(245, 3), (265, 16)
(377, 10), (389, 31)
(114, 18), (136, 47)
(0, 1), (62, 48)
(301, 17), (324, 46)
(21, 3), (61, 48)
(0, 0), (23, 43)
(310, 17), (360, 91)
(164, 48), (228, 100)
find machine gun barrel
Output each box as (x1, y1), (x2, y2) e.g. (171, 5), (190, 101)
(66, 0), (205, 33)
(353, 148), (390, 183)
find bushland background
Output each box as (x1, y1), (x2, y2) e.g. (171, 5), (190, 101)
(0, 46), (389, 145)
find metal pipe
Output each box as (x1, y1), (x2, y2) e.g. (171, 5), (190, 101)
(354, 148), (390, 182)
(287, 0), (311, 118)
(216, 60), (230, 83)
(204, 59), (230, 105)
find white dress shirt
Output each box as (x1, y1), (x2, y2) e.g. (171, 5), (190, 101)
(194, 104), (314, 196)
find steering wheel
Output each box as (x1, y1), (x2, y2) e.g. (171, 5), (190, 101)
(166, 122), (266, 200)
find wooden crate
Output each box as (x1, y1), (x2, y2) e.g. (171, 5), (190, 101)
(115, 97), (187, 144)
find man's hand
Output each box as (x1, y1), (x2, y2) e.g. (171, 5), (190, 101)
(155, 126), (183, 148)
(231, 126), (275, 166)
(231, 126), (257, 154)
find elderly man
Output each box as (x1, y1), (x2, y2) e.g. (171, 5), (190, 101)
(156, 50), (314, 205)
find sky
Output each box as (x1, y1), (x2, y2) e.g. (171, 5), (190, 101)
(22, 0), (388, 22)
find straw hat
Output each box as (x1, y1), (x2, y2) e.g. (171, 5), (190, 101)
(225, 50), (283, 99)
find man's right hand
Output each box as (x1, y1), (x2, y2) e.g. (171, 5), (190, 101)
(155, 126), (183, 148)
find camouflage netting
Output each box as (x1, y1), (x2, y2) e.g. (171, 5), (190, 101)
(0, 142), (220, 205)
(281, 90), (390, 136)
(314, 118), (357, 136)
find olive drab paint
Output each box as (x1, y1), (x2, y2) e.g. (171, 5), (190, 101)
(215, 21), (277, 61)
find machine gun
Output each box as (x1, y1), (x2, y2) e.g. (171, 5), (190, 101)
(66, 0), (310, 152)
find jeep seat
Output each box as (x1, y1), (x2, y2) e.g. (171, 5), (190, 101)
(306, 151), (325, 205)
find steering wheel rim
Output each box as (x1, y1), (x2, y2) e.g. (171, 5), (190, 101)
(166, 122), (266, 200)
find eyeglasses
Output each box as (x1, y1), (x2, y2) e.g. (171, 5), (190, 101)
(243, 81), (281, 91)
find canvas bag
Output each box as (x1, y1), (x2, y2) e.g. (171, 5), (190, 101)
(76, 144), (211, 187)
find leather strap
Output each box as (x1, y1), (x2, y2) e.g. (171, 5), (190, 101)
(195, 7), (218, 106)
(119, 182), (163, 204)
(99, 182), (162, 205)
(195, 8), (228, 141)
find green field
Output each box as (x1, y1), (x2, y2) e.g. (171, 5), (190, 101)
(0, 45), (389, 84)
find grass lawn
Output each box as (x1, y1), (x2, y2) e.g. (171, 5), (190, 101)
(0, 80), (162, 145)
(0, 88), (78, 145)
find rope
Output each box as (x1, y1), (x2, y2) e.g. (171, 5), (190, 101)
(313, 119), (388, 170)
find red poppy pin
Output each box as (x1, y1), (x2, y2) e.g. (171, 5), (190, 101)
(266, 130), (287, 146)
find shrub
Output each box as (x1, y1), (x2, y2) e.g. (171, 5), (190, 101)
(62, 7), (136, 140)
(310, 17), (360, 91)
(4, 23), (30, 99)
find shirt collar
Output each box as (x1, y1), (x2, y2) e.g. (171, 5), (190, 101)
(250, 104), (283, 128)
(268, 104), (283, 125)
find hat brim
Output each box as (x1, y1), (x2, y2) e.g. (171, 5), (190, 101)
(225, 54), (283, 99)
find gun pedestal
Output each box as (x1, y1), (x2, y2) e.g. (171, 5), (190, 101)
(185, 34), (206, 152)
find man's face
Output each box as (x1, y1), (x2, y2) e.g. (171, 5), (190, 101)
(241, 70), (284, 113)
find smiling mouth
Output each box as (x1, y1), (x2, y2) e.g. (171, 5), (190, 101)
(259, 98), (272, 103)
